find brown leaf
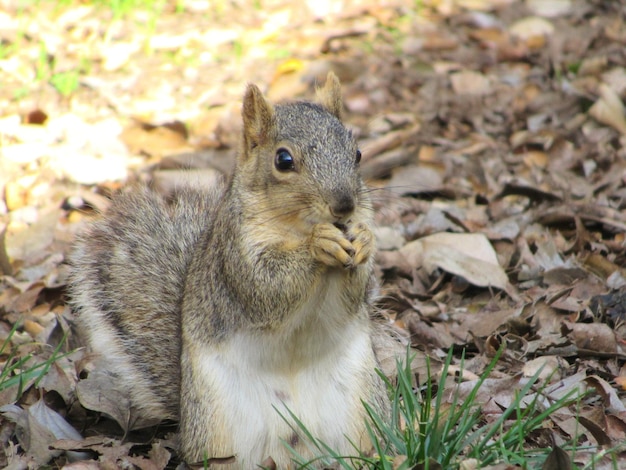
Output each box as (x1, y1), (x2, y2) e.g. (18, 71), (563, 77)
(562, 322), (618, 355)
(584, 375), (626, 413)
(418, 232), (510, 290)
(509, 16), (555, 41)
(542, 445), (571, 470)
(53, 436), (135, 467)
(75, 369), (140, 432)
(450, 70), (491, 96)
(3, 208), (61, 268)
(1, 399), (85, 465)
(589, 84), (626, 135)
(577, 415), (612, 447)
(120, 121), (191, 157)
(386, 165), (444, 196)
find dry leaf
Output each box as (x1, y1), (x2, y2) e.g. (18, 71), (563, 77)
(527, 0), (572, 18)
(509, 16), (555, 40)
(584, 375), (626, 413)
(0, 400), (86, 465)
(3, 209), (60, 266)
(3, 1), (626, 467)
(76, 369), (140, 432)
(450, 70), (491, 96)
(589, 83), (626, 135)
(522, 355), (563, 382)
(52, 436), (136, 467)
(542, 445), (571, 470)
(387, 165), (443, 196)
(562, 322), (618, 355)
(416, 232), (509, 290)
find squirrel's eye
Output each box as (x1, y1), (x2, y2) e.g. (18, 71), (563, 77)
(275, 148), (295, 171)
(356, 149), (362, 164)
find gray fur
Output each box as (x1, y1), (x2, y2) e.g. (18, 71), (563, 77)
(69, 74), (390, 467)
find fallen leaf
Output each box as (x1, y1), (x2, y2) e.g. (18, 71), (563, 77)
(522, 355), (563, 382)
(0, 399), (85, 465)
(52, 436), (136, 467)
(589, 83), (626, 135)
(3, 209), (61, 267)
(450, 70), (491, 96)
(561, 322), (618, 355)
(584, 375), (626, 413)
(509, 16), (555, 41)
(415, 232), (510, 290)
(527, 0), (572, 18)
(386, 165), (444, 196)
(75, 368), (158, 431)
(542, 445), (571, 470)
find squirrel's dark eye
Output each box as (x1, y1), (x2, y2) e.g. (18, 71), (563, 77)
(356, 149), (362, 164)
(275, 148), (295, 171)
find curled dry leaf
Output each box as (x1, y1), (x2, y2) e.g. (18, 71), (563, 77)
(584, 375), (626, 414)
(0, 399), (86, 465)
(403, 232), (510, 290)
(541, 444), (571, 470)
(522, 355), (564, 382)
(75, 367), (161, 431)
(51, 436), (151, 468)
(125, 441), (172, 470)
(561, 321), (618, 355)
(589, 83), (626, 135)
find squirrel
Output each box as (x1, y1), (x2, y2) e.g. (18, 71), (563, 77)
(69, 72), (390, 468)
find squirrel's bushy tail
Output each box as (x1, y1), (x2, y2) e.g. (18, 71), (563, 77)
(68, 184), (222, 421)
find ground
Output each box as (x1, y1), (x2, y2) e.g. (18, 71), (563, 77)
(1, 0), (626, 468)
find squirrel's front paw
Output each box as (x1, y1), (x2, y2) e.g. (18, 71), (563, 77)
(310, 223), (355, 268)
(347, 222), (374, 266)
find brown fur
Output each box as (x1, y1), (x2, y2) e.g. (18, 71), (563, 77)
(69, 73), (390, 468)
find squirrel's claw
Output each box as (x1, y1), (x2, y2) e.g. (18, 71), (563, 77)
(349, 222), (374, 266)
(311, 223), (355, 268)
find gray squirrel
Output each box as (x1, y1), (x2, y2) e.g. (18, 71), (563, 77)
(69, 73), (390, 468)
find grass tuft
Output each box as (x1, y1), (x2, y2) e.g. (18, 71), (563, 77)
(0, 319), (69, 402)
(282, 347), (614, 469)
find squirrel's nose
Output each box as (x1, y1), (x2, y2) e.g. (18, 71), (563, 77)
(330, 195), (355, 219)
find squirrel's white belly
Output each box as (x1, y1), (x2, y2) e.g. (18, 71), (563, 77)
(196, 331), (372, 467)
(193, 275), (375, 467)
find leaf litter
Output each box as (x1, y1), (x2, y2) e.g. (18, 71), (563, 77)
(1, 0), (626, 467)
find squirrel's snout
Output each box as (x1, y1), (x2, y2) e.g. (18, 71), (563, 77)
(330, 194), (355, 220)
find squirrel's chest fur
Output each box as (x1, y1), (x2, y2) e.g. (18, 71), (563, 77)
(186, 272), (376, 467)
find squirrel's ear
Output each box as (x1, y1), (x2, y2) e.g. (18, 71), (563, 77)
(316, 72), (343, 120)
(242, 83), (275, 154)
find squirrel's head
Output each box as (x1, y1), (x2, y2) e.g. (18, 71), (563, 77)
(237, 72), (369, 229)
